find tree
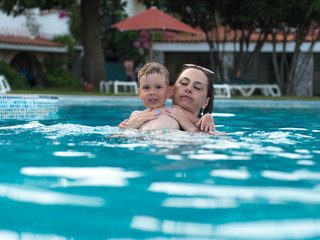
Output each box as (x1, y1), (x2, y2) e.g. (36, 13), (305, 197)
(142, 0), (224, 81)
(0, 0), (123, 85)
(167, 1), (222, 81)
(270, 0), (320, 95)
(142, 0), (274, 83)
(80, 0), (105, 85)
(217, 0), (276, 80)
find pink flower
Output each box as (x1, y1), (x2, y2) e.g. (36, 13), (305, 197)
(138, 48), (144, 55)
(142, 38), (149, 47)
(165, 32), (175, 38)
(59, 11), (67, 18)
(140, 30), (149, 37)
(133, 41), (140, 48)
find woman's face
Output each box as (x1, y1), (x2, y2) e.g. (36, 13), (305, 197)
(171, 68), (209, 116)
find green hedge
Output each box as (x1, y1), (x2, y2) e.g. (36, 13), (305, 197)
(0, 61), (30, 89)
(43, 68), (81, 88)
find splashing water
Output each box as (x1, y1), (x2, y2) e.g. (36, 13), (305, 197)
(0, 97), (320, 239)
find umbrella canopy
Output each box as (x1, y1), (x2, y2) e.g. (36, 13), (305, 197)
(113, 7), (199, 34)
(113, 7), (200, 60)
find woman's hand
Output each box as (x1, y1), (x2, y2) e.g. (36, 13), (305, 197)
(118, 108), (156, 129)
(165, 105), (198, 132)
(196, 113), (215, 132)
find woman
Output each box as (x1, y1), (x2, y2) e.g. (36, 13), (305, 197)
(119, 64), (215, 132)
(167, 63), (214, 132)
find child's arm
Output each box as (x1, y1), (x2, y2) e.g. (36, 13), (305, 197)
(166, 106), (215, 132)
(196, 113), (215, 132)
(165, 105), (198, 132)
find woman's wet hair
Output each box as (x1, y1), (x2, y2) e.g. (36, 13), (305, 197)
(178, 64), (215, 115)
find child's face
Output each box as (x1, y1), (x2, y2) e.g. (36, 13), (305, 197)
(138, 73), (169, 109)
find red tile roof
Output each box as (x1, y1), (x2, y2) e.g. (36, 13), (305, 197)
(157, 25), (318, 43)
(0, 35), (63, 47)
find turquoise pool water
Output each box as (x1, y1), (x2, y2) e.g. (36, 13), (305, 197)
(0, 96), (320, 240)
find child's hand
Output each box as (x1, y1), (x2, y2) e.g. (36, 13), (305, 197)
(118, 108), (156, 129)
(196, 113), (215, 132)
(118, 119), (129, 129)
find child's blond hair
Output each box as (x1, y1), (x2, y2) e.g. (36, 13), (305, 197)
(137, 62), (170, 87)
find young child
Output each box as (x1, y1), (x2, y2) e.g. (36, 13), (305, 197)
(119, 62), (179, 130)
(118, 62), (213, 131)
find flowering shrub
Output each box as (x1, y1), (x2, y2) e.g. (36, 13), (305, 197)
(132, 30), (150, 55)
(103, 29), (149, 64)
(59, 11), (67, 18)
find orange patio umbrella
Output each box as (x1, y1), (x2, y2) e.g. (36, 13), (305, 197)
(112, 7), (200, 61)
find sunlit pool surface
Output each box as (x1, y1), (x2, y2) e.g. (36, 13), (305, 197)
(0, 96), (320, 240)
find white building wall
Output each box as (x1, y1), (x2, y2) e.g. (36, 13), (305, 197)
(152, 51), (165, 65)
(36, 11), (70, 38)
(124, 0), (146, 17)
(221, 53), (234, 82)
(0, 11), (31, 37)
(0, 9), (70, 39)
(295, 53), (313, 96)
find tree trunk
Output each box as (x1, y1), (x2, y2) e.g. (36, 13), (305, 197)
(205, 32), (222, 82)
(294, 29), (320, 94)
(287, 29), (304, 95)
(280, 31), (289, 92)
(81, 0), (106, 84)
(271, 32), (282, 88)
(243, 30), (269, 78)
(234, 28), (252, 78)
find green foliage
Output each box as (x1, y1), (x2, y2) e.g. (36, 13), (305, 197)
(43, 56), (66, 73)
(0, 0), (77, 15)
(102, 29), (148, 64)
(68, 3), (82, 43)
(0, 61), (30, 89)
(43, 68), (81, 88)
(53, 34), (77, 65)
(142, 0), (217, 32)
(99, 0), (127, 18)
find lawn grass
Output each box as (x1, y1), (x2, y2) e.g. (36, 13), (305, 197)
(9, 89), (137, 97)
(8, 89), (320, 100)
(229, 95), (320, 101)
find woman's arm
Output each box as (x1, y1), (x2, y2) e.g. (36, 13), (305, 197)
(118, 108), (156, 129)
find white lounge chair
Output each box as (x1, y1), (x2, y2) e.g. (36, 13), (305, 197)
(214, 77), (281, 98)
(100, 62), (138, 95)
(214, 84), (231, 98)
(0, 75), (11, 94)
(227, 84), (281, 97)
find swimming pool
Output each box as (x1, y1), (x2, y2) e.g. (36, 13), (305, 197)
(0, 96), (320, 240)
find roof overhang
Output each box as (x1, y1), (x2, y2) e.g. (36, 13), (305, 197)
(0, 43), (83, 53)
(153, 41), (320, 53)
